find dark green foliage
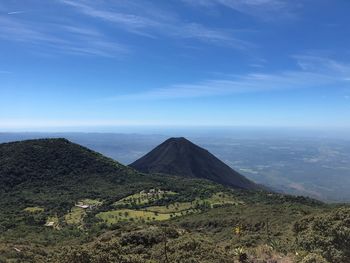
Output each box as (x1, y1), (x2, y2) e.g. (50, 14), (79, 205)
(300, 253), (329, 263)
(294, 208), (350, 263)
(0, 138), (124, 189)
(53, 232), (234, 263)
(120, 228), (165, 247)
(56, 242), (141, 263)
(162, 234), (234, 263)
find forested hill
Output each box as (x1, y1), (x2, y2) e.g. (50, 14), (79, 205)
(0, 138), (126, 189)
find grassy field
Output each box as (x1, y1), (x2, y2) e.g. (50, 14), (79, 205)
(97, 191), (238, 224)
(79, 198), (103, 206)
(202, 192), (241, 207)
(145, 202), (193, 213)
(45, 215), (59, 229)
(144, 192), (239, 213)
(24, 206), (44, 213)
(19, 191), (236, 231)
(65, 199), (102, 226)
(115, 189), (177, 206)
(65, 207), (86, 225)
(97, 209), (174, 224)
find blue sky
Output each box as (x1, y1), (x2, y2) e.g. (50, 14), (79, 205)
(0, 0), (350, 131)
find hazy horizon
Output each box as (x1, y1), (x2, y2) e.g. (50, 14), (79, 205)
(1, 126), (350, 140)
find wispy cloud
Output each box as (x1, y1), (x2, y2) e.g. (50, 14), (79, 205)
(59, 0), (252, 49)
(294, 55), (350, 78)
(59, 0), (159, 34)
(7, 10), (27, 15)
(174, 23), (254, 48)
(108, 56), (350, 101)
(60, 25), (101, 37)
(182, 0), (299, 20)
(1, 0), (254, 57)
(0, 15), (127, 57)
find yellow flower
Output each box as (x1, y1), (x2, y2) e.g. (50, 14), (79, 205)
(233, 226), (241, 235)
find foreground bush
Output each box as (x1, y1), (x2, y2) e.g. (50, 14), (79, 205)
(300, 253), (329, 263)
(294, 208), (350, 263)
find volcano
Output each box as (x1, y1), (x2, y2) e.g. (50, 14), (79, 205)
(130, 137), (260, 190)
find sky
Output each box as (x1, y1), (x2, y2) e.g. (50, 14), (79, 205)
(0, 0), (350, 131)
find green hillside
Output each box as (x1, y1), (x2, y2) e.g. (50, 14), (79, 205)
(0, 139), (348, 263)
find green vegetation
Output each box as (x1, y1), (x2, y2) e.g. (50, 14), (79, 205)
(24, 207), (44, 213)
(99, 191), (239, 225)
(200, 191), (241, 207)
(45, 215), (59, 229)
(145, 202), (194, 213)
(96, 208), (176, 223)
(64, 207), (86, 225)
(294, 207), (350, 263)
(80, 198), (103, 206)
(0, 138), (348, 263)
(115, 189), (177, 206)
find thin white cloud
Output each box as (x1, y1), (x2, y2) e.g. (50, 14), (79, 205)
(108, 56), (350, 101)
(294, 55), (350, 77)
(60, 25), (101, 37)
(176, 23), (254, 48)
(59, 0), (252, 49)
(0, 15), (127, 57)
(0, 16), (63, 44)
(7, 11), (27, 15)
(59, 0), (159, 32)
(182, 0), (298, 20)
(1, 0), (254, 56)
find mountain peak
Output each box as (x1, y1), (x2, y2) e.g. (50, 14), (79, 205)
(130, 137), (260, 190)
(163, 137), (195, 148)
(166, 137), (190, 142)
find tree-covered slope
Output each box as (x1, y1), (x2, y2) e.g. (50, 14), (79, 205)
(0, 138), (125, 189)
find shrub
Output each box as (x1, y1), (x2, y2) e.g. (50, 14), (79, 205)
(120, 228), (163, 247)
(301, 253), (329, 263)
(294, 208), (350, 263)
